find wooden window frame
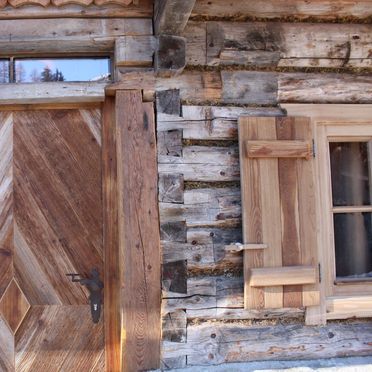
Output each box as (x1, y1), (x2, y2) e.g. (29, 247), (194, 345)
(283, 104), (372, 324)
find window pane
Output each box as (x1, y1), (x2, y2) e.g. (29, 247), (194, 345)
(334, 212), (372, 278)
(0, 60), (9, 83)
(330, 142), (372, 206)
(15, 58), (110, 83)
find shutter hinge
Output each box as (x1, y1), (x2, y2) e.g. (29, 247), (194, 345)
(312, 139), (316, 158)
(318, 263), (322, 283)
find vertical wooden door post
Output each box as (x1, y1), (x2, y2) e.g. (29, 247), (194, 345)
(103, 89), (161, 372)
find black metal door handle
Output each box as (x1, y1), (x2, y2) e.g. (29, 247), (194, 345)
(67, 268), (104, 324)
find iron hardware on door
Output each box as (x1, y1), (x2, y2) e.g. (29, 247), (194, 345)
(67, 269), (104, 323)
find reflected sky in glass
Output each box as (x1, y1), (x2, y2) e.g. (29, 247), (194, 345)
(15, 58), (110, 83)
(0, 60), (9, 83)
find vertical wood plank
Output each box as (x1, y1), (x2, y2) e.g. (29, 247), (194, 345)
(103, 97), (122, 372)
(0, 113), (13, 300)
(116, 90), (161, 371)
(276, 117), (302, 308)
(294, 117), (320, 308)
(239, 117), (264, 309)
(258, 118), (283, 309)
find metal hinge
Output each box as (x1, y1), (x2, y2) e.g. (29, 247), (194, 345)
(318, 263), (322, 283)
(312, 139), (316, 158)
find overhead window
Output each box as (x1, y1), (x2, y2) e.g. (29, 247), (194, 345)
(0, 57), (111, 83)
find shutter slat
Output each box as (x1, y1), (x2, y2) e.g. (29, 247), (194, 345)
(240, 117), (265, 309)
(239, 116), (320, 310)
(258, 120), (283, 309)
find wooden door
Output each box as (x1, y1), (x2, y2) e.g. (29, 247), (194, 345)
(0, 108), (105, 371)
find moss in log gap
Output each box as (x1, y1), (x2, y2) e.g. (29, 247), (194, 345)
(181, 100), (282, 108)
(187, 264), (243, 278)
(187, 317), (304, 326)
(185, 181), (241, 190)
(189, 14), (372, 24)
(184, 64), (372, 75)
(183, 139), (238, 147)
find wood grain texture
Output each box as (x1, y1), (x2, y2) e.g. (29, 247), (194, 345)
(116, 91), (161, 371)
(249, 266), (317, 287)
(0, 109), (106, 371)
(239, 116), (319, 310)
(0, 2), (152, 18)
(103, 97), (122, 372)
(0, 279), (30, 333)
(4, 0), (136, 7)
(15, 306), (104, 371)
(238, 117), (264, 309)
(246, 140), (312, 159)
(277, 117), (302, 307)
(0, 113), (13, 300)
(192, 0), (372, 19)
(154, 0), (196, 35)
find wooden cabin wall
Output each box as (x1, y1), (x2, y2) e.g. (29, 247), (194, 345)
(149, 1), (372, 369)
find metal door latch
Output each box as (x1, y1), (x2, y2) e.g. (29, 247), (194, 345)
(67, 268), (104, 324)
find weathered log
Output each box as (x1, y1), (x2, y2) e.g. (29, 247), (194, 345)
(279, 73), (372, 103)
(191, 0), (372, 20)
(185, 21), (372, 68)
(115, 36), (156, 67)
(0, 1), (153, 19)
(159, 187), (241, 225)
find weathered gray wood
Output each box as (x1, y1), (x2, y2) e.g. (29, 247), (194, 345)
(160, 356), (187, 369)
(159, 187), (241, 225)
(154, 0), (196, 35)
(158, 146), (240, 181)
(156, 89), (181, 115)
(0, 2), (153, 19)
(115, 36), (156, 67)
(0, 83), (106, 104)
(157, 130), (183, 157)
(157, 106), (285, 139)
(221, 71), (278, 105)
(0, 18), (152, 56)
(279, 73), (372, 103)
(160, 221), (187, 242)
(162, 260), (188, 294)
(163, 321), (372, 365)
(192, 0), (372, 20)
(159, 174), (184, 203)
(162, 310), (187, 343)
(155, 35), (187, 77)
(185, 21), (372, 68)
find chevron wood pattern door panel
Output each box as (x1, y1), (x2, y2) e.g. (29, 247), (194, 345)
(0, 109), (105, 371)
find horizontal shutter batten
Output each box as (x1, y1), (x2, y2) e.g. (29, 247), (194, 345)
(246, 140), (312, 159)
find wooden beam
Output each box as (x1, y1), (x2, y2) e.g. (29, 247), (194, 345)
(225, 243), (268, 252)
(154, 0), (196, 35)
(102, 96), (122, 372)
(0, 1), (153, 19)
(249, 266), (317, 287)
(115, 36), (156, 67)
(0, 18), (152, 56)
(116, 90), (161, 371)
(0, 83), (106, 104)
(245, 140), (312, 159)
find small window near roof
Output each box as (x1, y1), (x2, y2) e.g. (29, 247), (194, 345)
(0, 60), (10, 83)
(330, 141), (372, 280)
(13, 58), (111, 83)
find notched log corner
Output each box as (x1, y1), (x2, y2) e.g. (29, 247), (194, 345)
(162, 260), (188, 294)
(155, 35), (187, 78)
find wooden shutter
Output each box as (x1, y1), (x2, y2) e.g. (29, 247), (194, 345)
(238, 116), (319, 309)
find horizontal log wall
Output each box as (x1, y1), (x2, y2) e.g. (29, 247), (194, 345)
(156, 1), (372, 368)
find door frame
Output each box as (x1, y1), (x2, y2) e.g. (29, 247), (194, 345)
(0, 84), (161, 372)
